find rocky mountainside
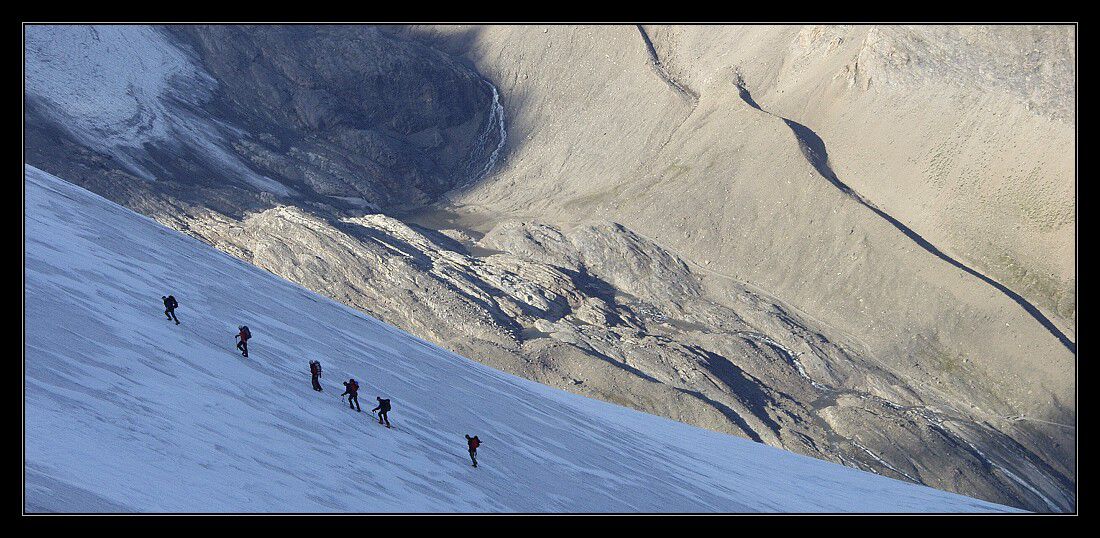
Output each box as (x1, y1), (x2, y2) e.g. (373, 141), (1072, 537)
(24, 24), (1075, 512)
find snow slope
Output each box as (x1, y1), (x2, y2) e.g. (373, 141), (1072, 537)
(23, 166), (1020, 513)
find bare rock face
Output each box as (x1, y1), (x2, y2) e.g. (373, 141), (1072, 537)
(480, 221), (702, 304)
(164, 25), (504, 208)
(24, 24), (1074, 512)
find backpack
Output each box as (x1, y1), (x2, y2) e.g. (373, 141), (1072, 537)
(241, 326), (251, 339)
(168, 295), (177, 308)
(469, 437), (480, 449)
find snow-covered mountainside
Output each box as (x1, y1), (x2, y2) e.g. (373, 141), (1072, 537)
(23, 165), (1017, 513)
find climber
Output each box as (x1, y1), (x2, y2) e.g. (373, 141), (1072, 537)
(162, 295), (180, 325)
(309, 360), (323, 391)
(465, 434), (481, 468)
(235, 325), (251, 358)
(372, 397), (391, 427)
(342, 378), (361, 411)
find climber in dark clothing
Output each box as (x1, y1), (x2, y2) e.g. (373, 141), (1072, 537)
(162, 295), (180, 325)
(342, 379), (361, 411)
(372, 397), (391, 427)
(465, 435), (481, 467)
(309, 360), (323, 391)
(235, 326), (251, 358)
